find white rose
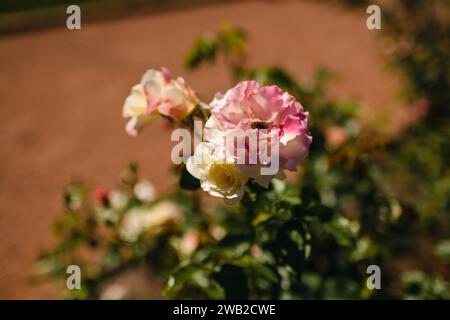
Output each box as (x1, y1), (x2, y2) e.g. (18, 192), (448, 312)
(186, 142), (248, 205)
(109, 190), (128, 210)
(122, 84), (153, 137)
(119, 201), (181, 242)
(133, 180), (156, 203)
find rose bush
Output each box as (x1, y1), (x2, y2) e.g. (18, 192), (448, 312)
(35, 22), (450, 300)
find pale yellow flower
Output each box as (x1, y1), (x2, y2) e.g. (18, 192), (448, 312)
(187, 142), (247, 205)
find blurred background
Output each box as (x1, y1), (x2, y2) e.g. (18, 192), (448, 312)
(0, 0), (448, 299)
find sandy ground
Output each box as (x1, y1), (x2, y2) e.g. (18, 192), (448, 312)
(0, 0), (400, 298)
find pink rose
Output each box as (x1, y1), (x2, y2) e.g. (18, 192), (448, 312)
(204, 80), (312, 186)
(122, 68), (198, 136)
(142, 68), (198, 119)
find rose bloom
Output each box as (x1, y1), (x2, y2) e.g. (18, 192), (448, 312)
(325, 125), (348, 147)
(93, 186), (109, 206)
(186, 142), (248, 205)
(122, 68), (198, 136)
(119, 201), (181, 242)
(204, 80), (312, 186)
(133, 180), (156, 203)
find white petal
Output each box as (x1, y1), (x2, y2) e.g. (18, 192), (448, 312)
(122, 84), (147, 118)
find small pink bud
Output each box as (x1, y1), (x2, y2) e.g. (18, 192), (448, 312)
(93, 187), (109, 205)
(325, 126), (348, 147)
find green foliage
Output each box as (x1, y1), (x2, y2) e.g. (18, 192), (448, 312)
(33, 164), (190, 299)
(185, 22), (246, 71)
(402, 271), (450, 300)
(381, 0), (450, 223)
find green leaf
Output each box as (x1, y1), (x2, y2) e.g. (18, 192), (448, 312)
(185, 37), (218, 70)
(164, 263), (201, 296)
(324, 215), (356, 247)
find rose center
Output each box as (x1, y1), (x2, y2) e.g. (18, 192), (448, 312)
(210, 164), (236, 189)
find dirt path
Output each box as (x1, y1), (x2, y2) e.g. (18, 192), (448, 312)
(0, 0), (399, 298)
